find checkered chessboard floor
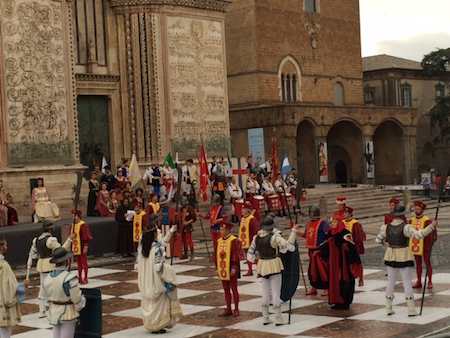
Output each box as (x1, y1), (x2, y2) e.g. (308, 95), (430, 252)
(14, 258), (450, 338)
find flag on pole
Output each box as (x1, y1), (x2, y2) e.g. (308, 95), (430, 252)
(128, 153), (142, 187)
(198, 143), (209, 202)
(281, 156), (291, 177)
(101, 156), (108, 174)
(163, 153), (176, 169)
(271, 137), (280, 182)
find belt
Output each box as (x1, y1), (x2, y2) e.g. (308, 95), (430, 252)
(49, 300), (73, 305)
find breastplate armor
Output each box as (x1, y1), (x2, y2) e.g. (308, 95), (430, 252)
(255, 234), (277, 259)
(386, 223), (408, 248)
(36, 235), (52, 258)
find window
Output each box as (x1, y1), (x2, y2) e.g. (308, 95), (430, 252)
(305, 0), (318, 13)
(334, 82), (345, 106)
(364, 86), (375, 104)
(279, 56), (301, 103)
(400, 83), (412, 107)
(436, 83), (446, 99)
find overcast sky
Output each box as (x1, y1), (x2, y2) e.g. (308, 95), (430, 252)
(360, 0), (450, 61)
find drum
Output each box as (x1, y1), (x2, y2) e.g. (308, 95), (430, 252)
(233, 199), (245, 217)
(267, 194), (282, 211)
(284, 193), (294, 208)
(252, 195), (265, 213)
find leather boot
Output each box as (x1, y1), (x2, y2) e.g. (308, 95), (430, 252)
(406, 297), (418, 317)
(385, 296), (394, 316)
(274, 305), (285, 326)
(262, 304), (271, 325)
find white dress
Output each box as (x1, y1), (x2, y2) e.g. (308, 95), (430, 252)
(137, 230), (182, 332)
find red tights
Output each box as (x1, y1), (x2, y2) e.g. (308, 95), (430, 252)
(77, 254), (89, 284)
(222, 278), (239, 311)
(415, 252), (432, 283)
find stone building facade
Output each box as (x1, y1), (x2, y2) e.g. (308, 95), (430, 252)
(227, 0), (419, 186)
(363, 54), (450, 176)
(0, 0), (231, 212)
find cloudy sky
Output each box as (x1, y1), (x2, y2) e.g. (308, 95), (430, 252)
(360, 0), (450, 61)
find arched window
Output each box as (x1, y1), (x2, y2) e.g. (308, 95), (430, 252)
(400, 83), (412, 107)
(334, 82), (345, 106)
(279, 56), (302, 103)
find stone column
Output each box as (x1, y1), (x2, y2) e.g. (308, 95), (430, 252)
(403, 128), (417, 184)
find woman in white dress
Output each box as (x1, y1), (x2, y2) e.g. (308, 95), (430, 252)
(31, 178), (60, 222)
(137, 217), (182, 334)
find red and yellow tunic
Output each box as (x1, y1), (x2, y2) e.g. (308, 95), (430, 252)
(305, 220), (321, 249)
(133, 211), (147, 243)
(344, 218), (366, 255)
(216, 235), (240, 281)
(147, 202), (160, 215)
(409, 215), (435, 256)
(239, 215), (258, 250)
(71, 220), (93, 256)
(209, 205), (223, 231)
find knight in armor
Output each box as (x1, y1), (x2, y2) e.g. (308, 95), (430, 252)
(343, 206), (366, 286)
(216, 222), (241, 317)
(43, 247), (86, 338)
(239, 203), (260, 276)
(247, 215), (300, 325)
(70, 210), (93, 285)
(409, 201), (437, 289)
(302, 206), (329, 296)
(376, 205), (437, 317)
(26, 221), (73, 318)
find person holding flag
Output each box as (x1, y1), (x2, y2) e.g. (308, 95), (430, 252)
(198, 143), (209, 203)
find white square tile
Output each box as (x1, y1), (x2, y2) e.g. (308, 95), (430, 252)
(230, 314), (342, 335)
(427, 273), (450, 284)
(87, 267), (123, 278)
(12, 329), (52, 337)
(352, 291), (427, 306)
(110, 306), (141, 318)
(171, 264), (204, 274)
(176, 275), (208, 285)
(83, 279), (119, 289)
(363, 269), (383, 277)
(120, 292), (141, 301)
(103, 323), (218, 338)
(180, 303), (215, 316)
(218, 282), (261, 296)
(237, 298), (322, 312)
(20, 312), (52, 329)
(356, 279), (393, 292)
(436, 289), (450, 296)
(120, 289), (210, 301)
(349, 306), (450, 324)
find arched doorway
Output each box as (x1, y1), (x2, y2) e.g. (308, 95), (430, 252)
(297, 120), (316, 185)
(374, 120), (405, 185)
(327, 120), (363, 183)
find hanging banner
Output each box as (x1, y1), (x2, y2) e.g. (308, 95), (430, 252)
(248, 128), (265, 165)
(365, 140), (375, 179)
(318, 141), (328, 183)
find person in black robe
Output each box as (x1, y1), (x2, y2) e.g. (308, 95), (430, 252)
(87, 172), (99, 217)
(116, 197), (134, 257)
(309, 217), (362, 310)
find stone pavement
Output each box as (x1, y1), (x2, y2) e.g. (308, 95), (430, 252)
(12, 255), (450, 338)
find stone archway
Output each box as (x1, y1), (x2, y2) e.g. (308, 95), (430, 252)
(327, 120), (363, 183)
(296, 120), (316, 185)
(374, 120), (405, 185)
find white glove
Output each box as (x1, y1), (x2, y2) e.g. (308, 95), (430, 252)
(170, 225), (177, 233)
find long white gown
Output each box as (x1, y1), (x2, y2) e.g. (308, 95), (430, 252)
(137, 230), (182, 332)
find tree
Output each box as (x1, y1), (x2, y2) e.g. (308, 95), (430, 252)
(421, 48), (450, 144)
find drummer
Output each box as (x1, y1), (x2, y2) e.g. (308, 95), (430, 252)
(245, 172), (260, 201)
(261, 174), (280, 214)
(274, 174), (288, 217)
(228, 177), (243, 223)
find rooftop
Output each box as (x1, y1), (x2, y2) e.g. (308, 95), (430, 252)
(363, 54), (422, 72)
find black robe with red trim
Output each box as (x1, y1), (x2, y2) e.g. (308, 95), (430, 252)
(309, 227), (363, 306)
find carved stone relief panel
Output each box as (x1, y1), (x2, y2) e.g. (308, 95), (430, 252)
(165, 16), (230, 159)
(0, 0), (76, 165)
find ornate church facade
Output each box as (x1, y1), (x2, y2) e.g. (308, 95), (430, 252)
(0, 0), (231, 208)
(227, 0), (419, 186)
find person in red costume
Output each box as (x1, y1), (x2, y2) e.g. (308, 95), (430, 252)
(343, 206), (366, 286)
(238, 203), (260, 276)
(203, 196), (224, 257)
(410, 201), (437, 289)
(385, 197), (400, 225)
(216, 222), (241, 317)
(309, 216), (363, 310)
(333, 196), (347, 220)
(70, 210), (93, 284)
(303, 206), (329, 296)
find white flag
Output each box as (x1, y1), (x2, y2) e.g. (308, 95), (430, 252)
(101, 156), (108, 174)
(129, 153), (142, 187)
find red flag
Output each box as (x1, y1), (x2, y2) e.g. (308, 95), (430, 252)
(198, 143), (209, 202)
(271, 137), (280, 183)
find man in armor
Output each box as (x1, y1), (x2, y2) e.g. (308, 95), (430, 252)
(26, 221), (73, 317)
(376, 205), (437, 317)
(247, 215), (300, 325)
(43, 247), (86, 338)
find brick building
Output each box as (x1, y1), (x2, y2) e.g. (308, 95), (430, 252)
(227, 0), (418, 185)
(363, 54), (450, 175)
